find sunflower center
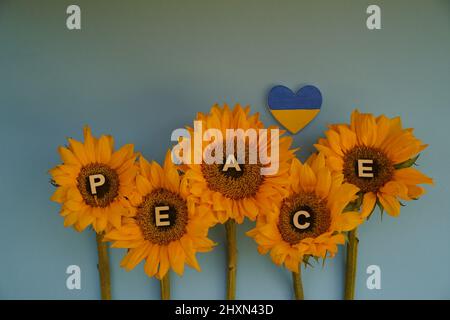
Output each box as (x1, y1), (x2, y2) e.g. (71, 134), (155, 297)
(278, 193), (331, 245)
(201, 159), (263, 200)
(135, 188), (188, 245)
(77, 163), (120, 208)
(343, 146), (394, 193)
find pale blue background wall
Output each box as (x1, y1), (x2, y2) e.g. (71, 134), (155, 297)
(0, 0), (448, 299)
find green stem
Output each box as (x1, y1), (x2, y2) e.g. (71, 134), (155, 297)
(292, 269), (304, 300)
(160, 272), (171, 300)
(96, 232), (111, 300)
(344, 227), (359, 300)
(225, 219), (237, 300)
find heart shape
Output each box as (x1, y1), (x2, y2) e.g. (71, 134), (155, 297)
(268, 85), (322, 134)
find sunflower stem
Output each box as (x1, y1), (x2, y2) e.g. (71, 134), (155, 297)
(160, 272), (171, 300)
(292, 269), (304, 300)
(95, 232), (111, 300)
(225, 219), (237, 300)
(344, 227), (359, 300)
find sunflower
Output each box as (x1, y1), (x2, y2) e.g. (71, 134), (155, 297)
(104, 151), (215, 279)
(181, 104), (297, 224)
(50, 126), (137, 233)
(247, 153), (369, 273)
(314, 110), (433, 217)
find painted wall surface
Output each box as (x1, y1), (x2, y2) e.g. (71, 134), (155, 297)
(0, 0), (448, 299)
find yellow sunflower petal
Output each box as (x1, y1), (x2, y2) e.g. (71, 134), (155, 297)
(327, 156), (344, 172)
(168, 241), (185, 276)
(357, 113), (377, 146)
(120, 243), (149, 271)
(76, 211), (95, 231)
(58, 146), (80, 166)
(158, 246), (170, 279)
(138, 155), (152, 179)
(270, 243), (289, 266)
(64, 211), (79, 228)
(150, 162), (164, 188)
(378, 193), (401, 217)
(284, 253), (300, 273)
(97, 135), (112, 163)
(242, 199), (259, 221)
(334, 211), (363, 232)
(380, 181), (409, 200)
(165, 167), (180, 193)
(68, 138), (89, 165)
(337, 125), (357, 152)
(93, 214), (108, 233)
(299, 164), (316, 193)
(324, 129), (344, 157)
(136, 174), (152, 196)
(394, 168), (434, 186)
(51, 187), (67, 203)
(144, 244), (160, 278)
(315, 167), (332, 199)
(83, 126), (97, 162)
(180, 236), (201, 272)
(407, 185), (426, 199)
(374, 115), (391, 147)
(110, 144), (134, 169)
(360, 192), (377, 218)
(108, 204), (122, 229)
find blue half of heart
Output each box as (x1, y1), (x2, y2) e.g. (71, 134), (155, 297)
(268, 85), (322, 110)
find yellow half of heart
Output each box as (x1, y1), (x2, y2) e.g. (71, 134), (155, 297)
(270, 109), (321, 134)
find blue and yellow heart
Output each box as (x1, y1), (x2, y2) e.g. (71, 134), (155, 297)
(268, 85), (322, 134)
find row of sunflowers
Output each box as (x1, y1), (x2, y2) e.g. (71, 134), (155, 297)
(49, 104), (433, 299)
